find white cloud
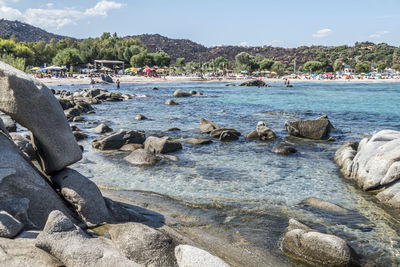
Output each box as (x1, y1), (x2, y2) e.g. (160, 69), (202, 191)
(369, 30), (389, 39)
(239, 41), (248, 46)
(0, 0), (19, 5)
(312, 28), (332, 38)
(263, 40), (284, 46)
(0, 1), (124, 29)
(0, 5), (22, 20)
(85, 0), (124, 16)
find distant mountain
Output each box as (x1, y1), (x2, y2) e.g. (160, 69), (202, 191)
(0, 19), (71, 42)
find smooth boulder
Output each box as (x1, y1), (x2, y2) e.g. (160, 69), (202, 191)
(239, 80), (267, 87)
(256, 121), (277, 141)
(165, 99), (179, 105)
(0, 62), (82, 173)
(184, 138), (213, 145)
(124, 149), (160, 166)
(92, 129), (146, 150)
(271, 144), (297, 155)
(51, 168), (111, 227)
(198, 118), (219, 134)
(283, 219), (355, 266)
(94, 123), (113, 134)
(108, 223), (176, 267)
(173, 89), (191, 97)
(285, 116), (334, 140)
(144, 136), (182, 154)
(175, 245), (230, 267)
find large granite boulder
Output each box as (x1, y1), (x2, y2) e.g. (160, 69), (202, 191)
(285, 116), (334, 140)
(173, 89), (191, 97)
(239, 80), (267, 87)
(51, 168), (111, 227)
(175, 245), (230, 267)
(335, 130), (400, 208)
(35, 210), (141, 267)
(144, 136), (182, 154)
(108, 223), (176, 267)
(92, 129), (146, 150)
(0, 62), (82, 173)
(282, 219), (355, 266)
(198, 118), (219, 134)
(0, 133), (73, 229)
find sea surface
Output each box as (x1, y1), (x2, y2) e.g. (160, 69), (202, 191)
(61, 81), (400, 265)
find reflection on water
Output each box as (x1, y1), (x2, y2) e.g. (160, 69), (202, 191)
(60, 81), (400, 265)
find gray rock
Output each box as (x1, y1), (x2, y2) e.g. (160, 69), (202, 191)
(0, 211), (23, 238)
(157, 154), (179, 162)
(73, 116), (85, 122)
(103, 198), (146, 223)
(219, 130), (239, 141)
(51, 168), (110, 227)
(173, 89), (192, 97)
(108, 223), (176, 267)
(0, 112), (16, 132)
(35, 210), (141, 267)
(301, 198), (351, 215)
(135, 114), (147, 120)
(271, 144), (297, 155)
(0, 236), (62, 266)
(144, 136), (182, 154)
(189, 90), (197, 95)
(73, 131), (88, 141)
(9, 132), (36, 159)
(92, 129), (146, 150)
(175, 245), (230, 267)
(283, 219), (355, 266)
(101, 74), (114, 83)
(93, 123), (113, 134)
(124, 149), (160, 166)
(0, 117), (9, 136)
(64, 107), (81, 118)
(165, 99), (179, 105)
(198, 118), (219, 134)
(376, 181), (400, 209)
(239, 80), (267, 87)
(285, 117), (334, 140)
(0, 198), (35, 228)
(0, 62), (82, 173)
(163, 128), (181, 132)
(184, 138), (213, 145)
(0, 133), (73, 229)
(245, 130), (259, 139)
(120, 143), (144, 151)
(256, 121), (276, 141)
(210, 128), (241, 139)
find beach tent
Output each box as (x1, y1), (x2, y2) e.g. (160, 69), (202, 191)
(46, 65), (62, 71)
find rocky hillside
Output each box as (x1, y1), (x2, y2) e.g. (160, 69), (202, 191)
(0, 19), (70, 42)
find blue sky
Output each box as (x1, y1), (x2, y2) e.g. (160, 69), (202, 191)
(0, 0), (399, 48)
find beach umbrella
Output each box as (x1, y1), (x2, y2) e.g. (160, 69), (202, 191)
(31, 67), (40, 71)
(143, 67), (152, 73)
(124, 68), (132, 73)
(37, 68), (47, 72)
(46, 65), (61, 71)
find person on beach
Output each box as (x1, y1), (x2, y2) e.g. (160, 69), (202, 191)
(116, 79), (120, 89)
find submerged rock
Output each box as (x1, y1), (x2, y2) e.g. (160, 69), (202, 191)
(271, 143), (297, 155)
(184, 138), (213, 145)
(92, 129), (146, 150)
(239, 80), (267, 87)
(165, 99), (179, 105)
(0, 61), (82, 173)
(301, 197), (351, 215)
(124, 149), (160, 166)
(285, 116), (334, 140)
(175, 245), (230, 267)
(245, 130), (259, 139)
(283, 219), (356, 266)
(173, 89), (192, 97)
(135, 114), (147, 121)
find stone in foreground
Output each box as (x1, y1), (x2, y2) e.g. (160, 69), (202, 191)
(0, 62), (82, 173)
(108, 223), (176, 267)
(285, 116), (334, 140)
(35, 210), (141, 267)
(175, 245), (230, 267)
(144, 136), (182, 154)
(282, 219), (356, 266)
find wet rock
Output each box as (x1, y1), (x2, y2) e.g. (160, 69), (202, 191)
(108, 223), (176, 267)
(173, 89), (191, 97)
(92, 129), (146, 150)
(35, 210), (140, 267)
(9, 132), (36, 159)
(256, 121), (276, 141)
(135, 114), (147, 120)
(157, 154), (179, 162)
(285, 116), (334, 140)
(73, 131), (88, 141)
(219, 130), (239, 141)
(124, 149), (160, 166)
(189, 90), (197, 95)
(73, 116), (85, 122)
(239, 80), (267, 87)
(283, 219), (355, 266)
(184, 138), (213, 145)
(103, 198), (147, 223)
(120, 143), (144, 151)
(0, 62), (82, 173)
(165, 99), (179, 105)
(0, 211), (23, 238)
(376, 182), (400, 209)
(175, 245), (230, 267)
(245, 130), (259, 139)
(163, 127), (181, 132)
(93, 123), (113, 134)
(301, 198), (351, 215)
(210, 128), (241, 139)
(64, 107), (81, 118)
(144, 136), (182, 154)
(335, 130), (400, 190)
(101, 74), (114, 83)
(51, 169), (110, 227)
(271, 143), (297, 155)
(198, 118), (219, 134)
(152, 87), (158, 90)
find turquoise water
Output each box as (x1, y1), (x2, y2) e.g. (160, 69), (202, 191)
(63, 81), (400, 265)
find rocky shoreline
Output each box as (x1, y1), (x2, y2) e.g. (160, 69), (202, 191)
(1, 61), (399, 266)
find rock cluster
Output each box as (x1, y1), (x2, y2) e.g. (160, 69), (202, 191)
(198, 118), (241, 141)
(239, 80), (269, 87)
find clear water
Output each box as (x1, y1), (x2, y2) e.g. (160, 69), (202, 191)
(61, 81), (400, 265)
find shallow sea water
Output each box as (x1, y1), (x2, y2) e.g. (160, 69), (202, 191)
(61, 81), (400, 265)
